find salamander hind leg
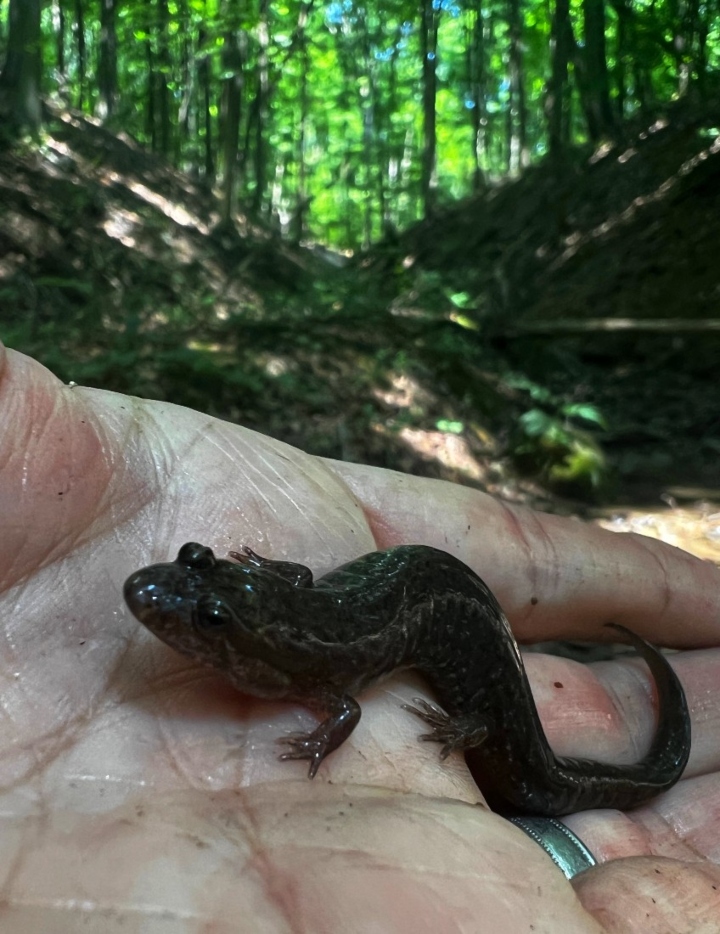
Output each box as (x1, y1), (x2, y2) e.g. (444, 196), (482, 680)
(403, 698), (490, 759)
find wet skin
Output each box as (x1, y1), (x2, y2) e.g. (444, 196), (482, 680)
(123, 542), (691, 816)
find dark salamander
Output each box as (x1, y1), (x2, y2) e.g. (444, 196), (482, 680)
(123, 543), (691, 816)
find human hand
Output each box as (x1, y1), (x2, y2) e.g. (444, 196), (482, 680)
(1, 341), (719, 933)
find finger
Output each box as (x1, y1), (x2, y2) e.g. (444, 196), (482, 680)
(524, 647), (720, 778)
(565, 772), (720, 865)
(573, 855), (720, 931)
(0, 345), (375, 584)
(0, 348), (119, 588)
(4, 340), (717, 653)
(326, 460), (720, 647)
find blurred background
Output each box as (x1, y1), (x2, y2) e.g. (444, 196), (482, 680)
(0, 0), (718, 560)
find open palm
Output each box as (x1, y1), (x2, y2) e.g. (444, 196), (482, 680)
(1, 341), (719, 933)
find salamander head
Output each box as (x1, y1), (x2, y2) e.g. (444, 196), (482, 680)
(123, 543), (299, 693)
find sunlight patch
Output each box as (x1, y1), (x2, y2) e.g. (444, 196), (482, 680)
(373, 374), (433, 410)
(398, 427), (486, 482)
(125, 181), (207, 232)
(102, 207), (141, 248)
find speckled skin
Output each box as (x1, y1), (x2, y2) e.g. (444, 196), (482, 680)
(123, 542), (691, 816)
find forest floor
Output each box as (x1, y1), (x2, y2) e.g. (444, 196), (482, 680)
(0, 102), (718, 567)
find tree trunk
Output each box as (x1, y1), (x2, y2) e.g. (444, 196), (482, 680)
(176, 0), (193, 164)
(677, 0), (701, 96)
(357, 5), (379, 247)
(156, 0), (172, 154)
(633, 60), (649, 114)
(384, 26), (402, 230)
(197, 24), (214, 179)
(219, 0), (245, 225)
(582, 0), (614, 140)
(507, 0), (528, 170)
(610, 0), (629, 122)
(695, 4), (708, 99)
(420, 0), (440, 218)
(290, 1), (311, 242)
(467, 5), (488, 189)
(251, 0), (270, 215)
(97, 0), (117, 119)
(53, 0), (66, 82)
(73, 0), (86, 110)
(546, 0), (572, 158)
(145, 35), (157, 150)
(0, 0), (43, 136)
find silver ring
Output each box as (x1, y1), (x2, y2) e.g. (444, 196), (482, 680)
(508, 817), (597, 880)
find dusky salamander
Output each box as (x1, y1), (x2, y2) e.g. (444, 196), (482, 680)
(123, 542), (691, 816)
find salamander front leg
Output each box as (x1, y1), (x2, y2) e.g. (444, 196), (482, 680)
(278, 695), (361, 777)
(403, 698), (491, 759)
(229, 546), (314, 588)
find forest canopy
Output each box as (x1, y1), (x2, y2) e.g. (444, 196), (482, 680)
(0, 0), (718, 503)
(1, 0), (718, 249)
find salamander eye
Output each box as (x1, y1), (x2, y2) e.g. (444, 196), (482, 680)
(177, 542), (216, 570)
(194, 595), (233, 631)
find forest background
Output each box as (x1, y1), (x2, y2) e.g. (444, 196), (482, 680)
(0, 0), (719, 520)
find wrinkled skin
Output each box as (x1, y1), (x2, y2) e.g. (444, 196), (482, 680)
(1, 339), (719, 934)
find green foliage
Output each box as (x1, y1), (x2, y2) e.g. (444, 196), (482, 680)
(2, 0), (711, 249)
(502, 373), (609, 491)
(2, 0), (717, 500)
(512, 398), (609, 492)
(436, 419), (464, 433)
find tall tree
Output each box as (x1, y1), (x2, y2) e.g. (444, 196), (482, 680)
(52, 0), (66, 88)
(382, 24), (404, 229)
(176, 0), (194, 162)
(219, 0), (246, 224)
(467, 5), (488, 189)
(2, 0), (714, 246)
(0, 0), (42, 135)
(507, 0), (528, 171)
(73, 0), (87, 110)
(546, 0), (573, 158)
(419, 0), (440, 217)
(250, 0), (270, 215)
(672, 0), (703, 95)
(695, 0), (709, 98)
(290, 1), (312, 242)
(608, 0), (630, 121)
(156, 0), (172, 153)
(355, 4), (386, 246)
(581, 0), (614, 139)
(97, 0), (118, 118)
(197, 21), (215, 179)
(143, 3), (157, 149)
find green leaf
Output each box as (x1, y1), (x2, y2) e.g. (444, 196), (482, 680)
(448, 291), (471, 308)
(436, 419), (464, 434)
(561, 403), (608, 428)
(35, 277), (93, 293)
(518, 409), (553, 437)
(450, 313), (479, 330)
